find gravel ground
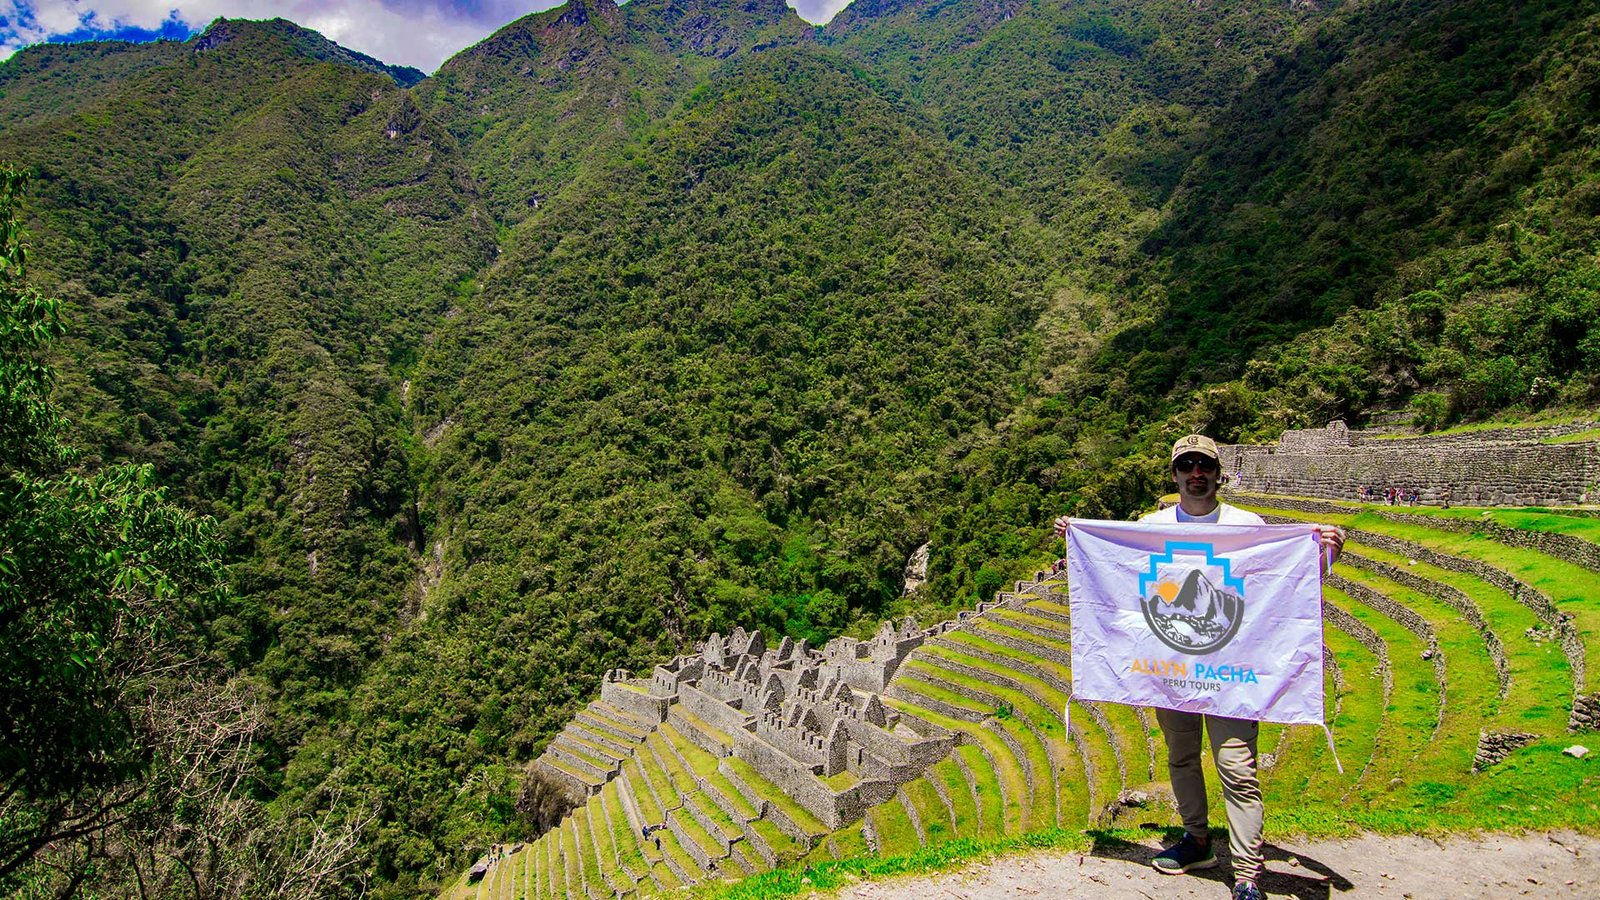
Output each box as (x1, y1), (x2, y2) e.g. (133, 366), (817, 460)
(828, 832), (1600, 899)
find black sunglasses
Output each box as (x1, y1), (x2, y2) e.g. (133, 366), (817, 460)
(1174, 456), (1219, 474)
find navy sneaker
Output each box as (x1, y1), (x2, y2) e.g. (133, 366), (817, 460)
(1232, 881), (1265, 900)
(1152, 833), (1219, 874)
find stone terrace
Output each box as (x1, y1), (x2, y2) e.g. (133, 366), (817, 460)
(1220, 421), (1600, 506)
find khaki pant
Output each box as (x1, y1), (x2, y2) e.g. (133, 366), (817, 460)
(1156, 708), (1263, 884)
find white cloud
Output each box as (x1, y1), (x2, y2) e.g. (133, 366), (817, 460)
(788, 0), (850, 25)
(0, 0), (854, 73)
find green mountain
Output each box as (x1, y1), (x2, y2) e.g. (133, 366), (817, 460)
(415, 0), (812, 224)
(0, 13), (493, 810)
(2, 0), (1597, 894)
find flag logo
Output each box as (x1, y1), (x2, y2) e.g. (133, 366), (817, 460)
(1139, 542), (1245, 655)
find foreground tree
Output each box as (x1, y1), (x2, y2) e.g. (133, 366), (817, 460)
(0, 166), (373, 897)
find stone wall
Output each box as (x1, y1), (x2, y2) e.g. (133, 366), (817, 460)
(1321, 601), (1392, 699)
(601, 680), (671, 724)
(1221, 423), (1600, 506)
(731, 736), (849, 828)
(1378, 512), (1600, 575)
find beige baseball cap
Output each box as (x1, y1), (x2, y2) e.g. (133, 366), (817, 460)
(1171, 434), (1220, 462)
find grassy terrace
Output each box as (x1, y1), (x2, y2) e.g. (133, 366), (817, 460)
(1241, 503), (1600, 693)
(1238, 499), (1600, 833)
(915, 638), (1111, 811)
(1352, 543), (1572, 731)
(1336, 566), (1498, 814)
(881, 696), (1027, 832)
(720, 756), (828, 841)
(952, 620), (1160, 785)
(1267, 625), (1381, 814)
(904, 655), (1061, 827)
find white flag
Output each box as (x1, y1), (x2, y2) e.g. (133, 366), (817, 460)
(1066, 519), (1325, 726)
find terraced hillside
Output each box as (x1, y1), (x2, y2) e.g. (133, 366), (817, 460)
(444, 500), (1600, 898)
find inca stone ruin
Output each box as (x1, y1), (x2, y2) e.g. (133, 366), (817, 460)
(1220, 421), (1600, 506)
(536, 617), (973, 829)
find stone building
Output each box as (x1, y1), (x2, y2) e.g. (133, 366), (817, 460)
(535, 620), (956, 829)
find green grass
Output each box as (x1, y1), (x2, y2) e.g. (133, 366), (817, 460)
(601, 783), (648, 882)
(902, 655), (1060, 828)
(881, 696), (1027, 832)
(1363, 409), (1599, 440)
(543, 755), (604, 789)
(673, 709), (736, 752)
(1246, 505), (1600, 693)
(903, 775), (955, 842)
(633, 742), (680, 822)
(555, 819), (576, 898)
(927, 757), (982, 839)
(892, 672), (989, 716)
(531, 826), (550, 900)
(552, 737), (613, 772)
(952, 745), (1005, 840)
(750, 817), (806, 865)
(865, 790), (923, 857)
(662, 722), (721, 778)
(960, 608), (1075, 659)
(696, 826), (1099, 900)
(648, 732), (699, 797)
(1543, 427), (1600, 444)
(823, 770), (859, 790)
(564, 728), (628, 762)
(671, 805), (726, 862)
(571, 806), (606, 895)
(1368, 504), (1600, 544)
(1335, 563), (1497, 803)
(625, 758), (665, 824)
(982, 606), (1072, 640)
(656, 822), (705, 883)
(589, 803), (628, 891)
(589, 703), (651, 739)
(1324, 585), (1441, 805)
(707, 767), (761, 821)
(1262, 623), (1383, 817)
(1023, 597), (1073, 620)
(1353, 544), (1571, 733)
(910, 644), (1100, 822)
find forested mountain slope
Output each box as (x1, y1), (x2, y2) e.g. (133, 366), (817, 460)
(915, 0), (1600, 608)
(415, 0), (812, 224)
(0, 19), (495, 890)
(1, 0), (1597, 895)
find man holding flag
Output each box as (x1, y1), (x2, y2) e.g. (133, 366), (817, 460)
(1054, 434), (1343, 900)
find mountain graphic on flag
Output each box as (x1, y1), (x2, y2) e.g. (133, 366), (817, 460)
(1145, 567), (1244, 653)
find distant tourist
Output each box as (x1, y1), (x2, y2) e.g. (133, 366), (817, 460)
(1056, 434), (1344, 900)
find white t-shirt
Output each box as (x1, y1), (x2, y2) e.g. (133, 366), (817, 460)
(1139, 502), (1265, 526)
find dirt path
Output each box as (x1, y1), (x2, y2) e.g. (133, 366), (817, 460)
(829, 832), (1600, 899)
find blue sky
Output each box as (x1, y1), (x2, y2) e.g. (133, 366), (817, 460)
(0, 0), (851, 73)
